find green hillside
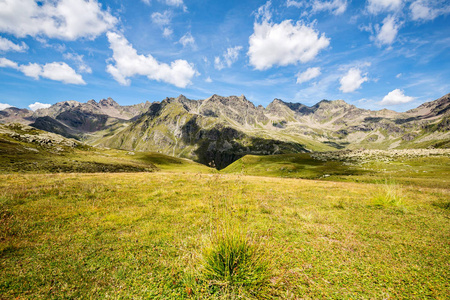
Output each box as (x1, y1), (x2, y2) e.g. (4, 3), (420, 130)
(222, 151), (450, 188)
(0, 123), (214, 174)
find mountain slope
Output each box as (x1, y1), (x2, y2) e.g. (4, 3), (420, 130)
(1, 93), (449, 168)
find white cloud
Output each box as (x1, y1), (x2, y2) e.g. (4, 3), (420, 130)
(296, 67), (321, 84)
(255, 1), (272, 22)
(396, 73), (402, 78)
(150, 0), (186, 10)
(106, 31), (197, 88)
(179, 32), (195, 48)
(0, 58), (85, 84)
(286, 1), (304, 8)
(0, 36), (28, 52)
(312, 0), (348, 15)
(0, 0), (117, 40)
(380, 89), (414, 105)
(367, 0), (403, 14)
(151, 11), (174, 38)
(214, 57), (223, 70)
(410, 0), (450, 21)
(373, 15), (400, 46)
(0, 103), (12, 110)
(286, 0), (348, 15)
(214, 46), (243, 70)
(339, 68), (368, 93)
(164, 0), (184, 7)
(29, 102), (52, 111)
(0, 57), (18, 68)
(151, 11), (172, 26)
(205, 76), (213, 83)
(19, 63), (42, 79)
(163, 28), (173, 38)
(248, 20), (330, 70)
(40, 62), (86, 84)
(63, 53), (92, 74)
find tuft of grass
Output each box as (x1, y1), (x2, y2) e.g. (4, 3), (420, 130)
(371, 179), (403, 207)
(199, 226), (272, 298)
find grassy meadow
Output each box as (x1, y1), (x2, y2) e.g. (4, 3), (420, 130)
(1, 167), (449, 298)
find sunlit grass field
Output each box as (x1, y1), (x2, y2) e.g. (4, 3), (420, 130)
(1, 170), (449, 299)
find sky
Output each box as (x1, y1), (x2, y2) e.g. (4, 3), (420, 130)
(0, 0), (449, 112)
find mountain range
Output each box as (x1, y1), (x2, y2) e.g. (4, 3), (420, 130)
(1, 93), (449, 169)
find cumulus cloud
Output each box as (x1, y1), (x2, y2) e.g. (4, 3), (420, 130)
(339, 68), (368, 93)
(380, 89), (414, 105)
(205, 76), (212, 83)
(106, 31), (197, 88)
(410, 0), (450, 21)
(373, 15), (400, 46)
(296, 67), (321, 84)
(0, 103), (12, 110)
(214, 46), (243, 70)
(29, 102), (52, 111)
(179, 32), (195, 48)
(248, 20), (330, 70)
(0, 58), (85, 84)
(0, 36), (28, 52)
(0, 57), (18, 69)
(366, 0), (403, 14)
(27, 62), (85, 84)
(0, 0), (117, 40)
(63, 53), (92, 74)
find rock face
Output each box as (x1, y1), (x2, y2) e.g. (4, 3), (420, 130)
(1, 93), (449, 168)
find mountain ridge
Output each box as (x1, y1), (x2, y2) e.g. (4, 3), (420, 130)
(1, 93), (449, 169)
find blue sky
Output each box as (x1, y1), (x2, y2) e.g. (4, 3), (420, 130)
(0, 0), (449, 112)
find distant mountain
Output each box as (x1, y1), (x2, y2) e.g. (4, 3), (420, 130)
(1, 93), (449, 169)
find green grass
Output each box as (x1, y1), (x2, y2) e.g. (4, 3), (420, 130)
(222, 153), (367, 179)
(198, 226), (272, 298)
(222, 153), (450, 188)
(371, 179), (404, 208)
(0, 172), (449, 299)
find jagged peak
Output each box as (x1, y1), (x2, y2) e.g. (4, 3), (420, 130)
(314, 99), (352, 108)
(267, 98), (287, 107)
(176, 94), (188, 101)
(99, 97), (119, 106)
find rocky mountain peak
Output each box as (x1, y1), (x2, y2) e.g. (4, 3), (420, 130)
(99, 97), (119, 107)
(407, 93), (450, 117)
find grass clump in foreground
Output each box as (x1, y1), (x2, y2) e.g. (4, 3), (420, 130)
(371, 179), (403, 207)
(199, 225), (272, 298)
